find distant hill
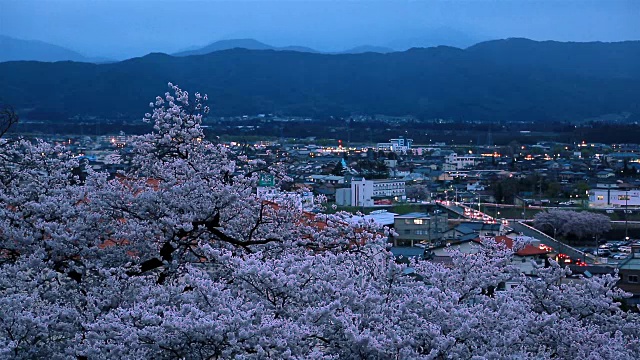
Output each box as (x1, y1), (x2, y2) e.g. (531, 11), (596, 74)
(1, 39), (639, 122)
(0, 35), (109, 63)
(467, 38), (640, 80)
(339, 45), (394, 54)
(173, 39), (318, 56)
(386, 28), (483, 51)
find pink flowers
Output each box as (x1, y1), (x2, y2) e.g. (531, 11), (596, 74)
(0, 84), (637, 359)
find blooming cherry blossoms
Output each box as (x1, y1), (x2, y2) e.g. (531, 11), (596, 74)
(0, 86), (638, 359)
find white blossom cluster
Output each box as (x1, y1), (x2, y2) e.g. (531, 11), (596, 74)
(0, 84), (638, 359)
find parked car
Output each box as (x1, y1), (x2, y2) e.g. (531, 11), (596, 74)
(619, 246), (632, 253)
(592, 249), (611, 257)
(612, 253), (628, 260)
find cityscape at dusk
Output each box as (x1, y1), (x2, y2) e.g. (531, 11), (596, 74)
(1, 1), (640, 358)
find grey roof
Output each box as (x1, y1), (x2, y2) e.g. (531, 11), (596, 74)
(455, 222), (501, 232)
(618, 254), (640, 271)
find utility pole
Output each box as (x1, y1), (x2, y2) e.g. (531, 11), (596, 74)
(625, 188), (629, 241)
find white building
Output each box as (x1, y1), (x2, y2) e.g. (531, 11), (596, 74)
(349, 210), (398, 228)
(446, 153), (482, 170)
(335, 188), (352, 206)
(372, 179), (406, 199)
(351, 178), (375, 207)
(376, 137), (413, 153)
(589, 188), (640, 208)
(350, 178), (406, 207)
(257, 186), (315, 211)
(305, 175), (345, 184)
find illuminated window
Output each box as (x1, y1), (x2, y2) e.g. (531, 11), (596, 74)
(597, 196), (604, 201)
(618, 195), (630, 201)
(413, 219), (424, 225)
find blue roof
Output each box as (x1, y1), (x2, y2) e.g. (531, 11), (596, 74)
(396, 212), (430, 218)
(390, 247), (425, 258)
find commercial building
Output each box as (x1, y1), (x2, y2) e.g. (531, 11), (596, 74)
(350, 177), (406, 207)
(445, 153), (483, 170)
(588, 188), (640, 207)
(376, 137), (413, 153)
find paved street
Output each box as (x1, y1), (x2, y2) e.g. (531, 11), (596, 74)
(439, 201), (600, 265)
(509, 221), (597, 264)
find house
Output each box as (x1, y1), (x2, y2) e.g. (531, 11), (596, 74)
(443, 222), (504, 240)
(446, 153), (482, 170)
(393, 212), (448, 247)
(428, 235), (551, 277)
(389, 247), (426, 263)
(305, 174), (345, 185)
(617, 245), (640, 307)
(596, 170), (615, 179)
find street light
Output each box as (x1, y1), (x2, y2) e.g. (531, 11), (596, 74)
(538, 222), (569, 260)
(540, 223), (558, 240)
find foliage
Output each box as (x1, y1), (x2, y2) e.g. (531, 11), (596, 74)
(534, 209), (611, 240)
(405, 184), (430, 201)
(0, 84), (639, 359)
(330, 161), (345, 176)
(355, 159), (388, 179)
(0, 104), (18, 139)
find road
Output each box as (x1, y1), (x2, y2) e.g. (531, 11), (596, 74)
(509, 221), (598, 265)
(438, 201), (601, 265)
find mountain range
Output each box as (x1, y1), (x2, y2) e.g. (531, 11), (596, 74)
(0, 35), (112, 63)
(0, 38), (639, 123)
(0, 36), (441, 63)
(173, 39), (397, 56)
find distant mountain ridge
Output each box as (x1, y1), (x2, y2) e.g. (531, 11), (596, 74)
(172, 39), (320, 56)
(467, 37), (640, 79)
(338, 45), (394, 54)
(0, 35), (111, 63)
(172, 38), (399, 56)
(1, 39), (639, 123)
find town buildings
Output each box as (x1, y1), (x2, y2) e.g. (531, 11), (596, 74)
(392, 212), (448, 246)
(376, 137), (413, 153)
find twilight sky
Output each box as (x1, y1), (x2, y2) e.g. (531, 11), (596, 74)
(1, 0), (638, 59)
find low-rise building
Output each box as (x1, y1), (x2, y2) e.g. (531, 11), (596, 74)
(588, 187), (640, 207)
(393, 212), (448, 247)
(617, 245), (640, 307)
(446, 153), (483, 170)
(350, 177), (406, 207)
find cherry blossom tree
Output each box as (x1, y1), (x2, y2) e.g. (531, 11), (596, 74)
(534, 209), (611, 242)
(405, 184), (430, 201)
(0, 84), (638, 359)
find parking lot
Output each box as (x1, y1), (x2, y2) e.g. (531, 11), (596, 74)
(578, 240), (639, 264)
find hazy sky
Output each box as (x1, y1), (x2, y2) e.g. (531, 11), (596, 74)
(1, 0), (638, 59)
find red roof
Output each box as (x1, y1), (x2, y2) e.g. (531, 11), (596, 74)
(475, 236), (551, 256)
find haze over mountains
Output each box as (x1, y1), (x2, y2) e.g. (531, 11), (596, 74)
(0, 35), (455, 62)
(0, 38), (639, 123)
(0, 35), (112, 63)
